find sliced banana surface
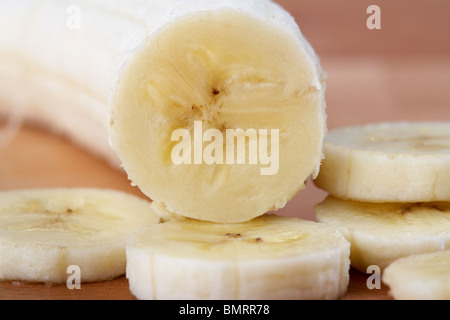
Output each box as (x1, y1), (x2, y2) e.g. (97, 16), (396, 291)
(0, 188), (160, 284)
(314, 122), (450, 202)
(315, 196), (450, 272)
(383, 250), (450, 300)
(126, 214), (350, 300)
(111, 9), (326, 224)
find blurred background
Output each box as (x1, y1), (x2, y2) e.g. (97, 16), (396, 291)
(278, 0), (450, 127)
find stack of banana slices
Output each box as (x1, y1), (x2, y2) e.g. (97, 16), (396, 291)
(0, 0), (352, 300)
(314, 122), (450, 300)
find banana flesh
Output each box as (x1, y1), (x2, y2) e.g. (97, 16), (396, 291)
(126, 214), (350, 300)
(0, 188), (160, 284)
(111, 7), (326, 223)
(314, 122), (450, 202)
(315, 196), (450, 272)
(382, 250), (450, 300)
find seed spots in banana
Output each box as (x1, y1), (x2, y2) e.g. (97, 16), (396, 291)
(218, 122), (227, 132)
(184, 103), (228, 135)
(191, 104), (204, 121)
(29, 209), (77, 231)
(225, 233), (241, 238)
(399, 206), (413, 214)
(6, 206), (99, 234)
(224, 233), (264, 244)
(429, 204), (448, 212)
(212, 88), (220, 96)
(399, 203), (449, 214)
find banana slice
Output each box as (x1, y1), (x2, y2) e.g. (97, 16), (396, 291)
(314, 122), (450, 202)
(0, 1), (326, 223)
(0, 188), (160, 284)
(382, 250), (450, 300)
(314, 196), (450, 272)
(126, 214), (350, 300)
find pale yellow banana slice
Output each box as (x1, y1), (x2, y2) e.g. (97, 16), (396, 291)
(314, 122), (450, 202)
(0, 188), (160, 284)
(382, 250), (450, 300)
(0, 1), (326, 223)
(126, 214), (350, 300)
(314, 196), (450, 272)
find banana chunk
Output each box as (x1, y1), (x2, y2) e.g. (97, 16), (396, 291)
(0, 188), (160, 284)
(314, 122), (450, 202)
(111, 8), (326, 223)
(314, 196), (450, 272)
(382, 250), (450, 300)
(126, 214), (350, 300)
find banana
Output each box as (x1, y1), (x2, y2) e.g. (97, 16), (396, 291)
(0, 188), (160, 284)
(314, 196), (450, 272)
(126, 214), (350, 300)
(0, 0), (326, 223)
(152, 201), (186, 222)
(382, 250), (450, 300)
(314, 122), (450, 203)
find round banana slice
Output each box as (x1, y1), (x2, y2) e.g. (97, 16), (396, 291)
(314, 122), (450, 202)
(111, 8), (326, 224)
(0, 188), (160, 284)
(126, 214), (350, 300)
(382, 250), (450, 300)
(314, 196), (450, 272)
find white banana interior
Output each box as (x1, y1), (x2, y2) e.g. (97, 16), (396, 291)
(111, 10), (325, 223)
(0, 188), (160, 284)
(126, 214), (350, 300)
(315, 196), (450, 272)
(314, 122), (450, 202)
(382, 250), (450, 300)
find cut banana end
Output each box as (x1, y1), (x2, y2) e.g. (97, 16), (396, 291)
(314, 196), (450, 272)
(314, 122), (450, 202)
(382, 250), (450, 300)
(111, 8), (326, 224)
(126, 214), (350, 300)
(0, 188), (160, 284)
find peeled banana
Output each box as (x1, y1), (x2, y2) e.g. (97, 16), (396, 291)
(126, 214), (350, 300)
(314, 122), (450, 203)
(0, 0), (326, 223)
(0, 188), (160, 284)
(314, 196), (450, 272)
(382, 250), (450, 300)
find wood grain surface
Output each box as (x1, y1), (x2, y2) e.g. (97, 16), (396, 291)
(1, 0), (450, 300)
